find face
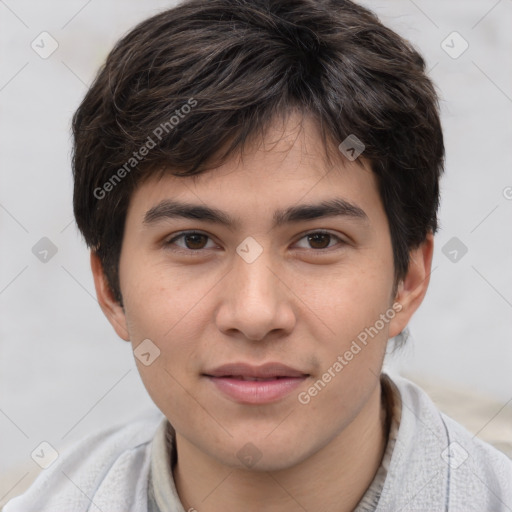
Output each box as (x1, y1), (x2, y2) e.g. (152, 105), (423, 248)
(94, 112), (430, 472)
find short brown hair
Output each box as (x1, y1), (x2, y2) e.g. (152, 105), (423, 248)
(72, 0), (444, 304)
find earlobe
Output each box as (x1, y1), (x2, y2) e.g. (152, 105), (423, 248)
(90, 251), (130, 341)
(388, 232), (434, 338)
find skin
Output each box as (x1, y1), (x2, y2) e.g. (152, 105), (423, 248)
(92, 111), (433, 512)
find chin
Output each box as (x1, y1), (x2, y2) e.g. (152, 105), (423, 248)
(222, 439), (312, 473)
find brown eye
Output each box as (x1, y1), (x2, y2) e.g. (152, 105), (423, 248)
(307, 233), (332, 249)
(183, 233), (208, 250)
(294, 231), (345, 251)
(166, 231), (216, 251)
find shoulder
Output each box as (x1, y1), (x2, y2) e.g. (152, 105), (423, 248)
(378, 374), (512, 511)
(3, 407), (166, 512)
(439, 408), (512, 511)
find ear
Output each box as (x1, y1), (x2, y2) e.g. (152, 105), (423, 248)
(388, 232), (434, 338)
(90, 251), (130, 341)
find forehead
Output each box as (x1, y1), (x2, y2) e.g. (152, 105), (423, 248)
(126, 112), (382, 226)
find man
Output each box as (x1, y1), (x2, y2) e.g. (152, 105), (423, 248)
(5, 0), (511, 510)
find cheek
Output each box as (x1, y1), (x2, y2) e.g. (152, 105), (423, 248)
(123, 260), (216, 335)
(297, 256), (394, 342)
(125, 275), (212, 423)
(299, 269), (392, 415)
(122, 263), (221, 391)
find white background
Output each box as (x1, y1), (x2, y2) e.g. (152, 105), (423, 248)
(1, 0), (511, 503)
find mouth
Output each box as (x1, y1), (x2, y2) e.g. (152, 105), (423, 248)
(216, 376), (295, 381)
(203, 362), (309, 404)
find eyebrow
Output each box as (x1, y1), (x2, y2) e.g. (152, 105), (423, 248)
(143, 197), (369, 229)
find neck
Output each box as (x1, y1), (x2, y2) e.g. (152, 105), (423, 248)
(173, 382), (387, 512)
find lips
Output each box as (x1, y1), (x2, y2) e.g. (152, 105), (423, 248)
(204, 362), (308, 379)
(203, 362), (309, 404)
(226, 376), (286, 381)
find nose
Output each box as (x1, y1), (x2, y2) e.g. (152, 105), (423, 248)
(215, 250), (297, 341)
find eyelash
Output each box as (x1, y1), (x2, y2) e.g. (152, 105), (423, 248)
(164, 230), (346, 254)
